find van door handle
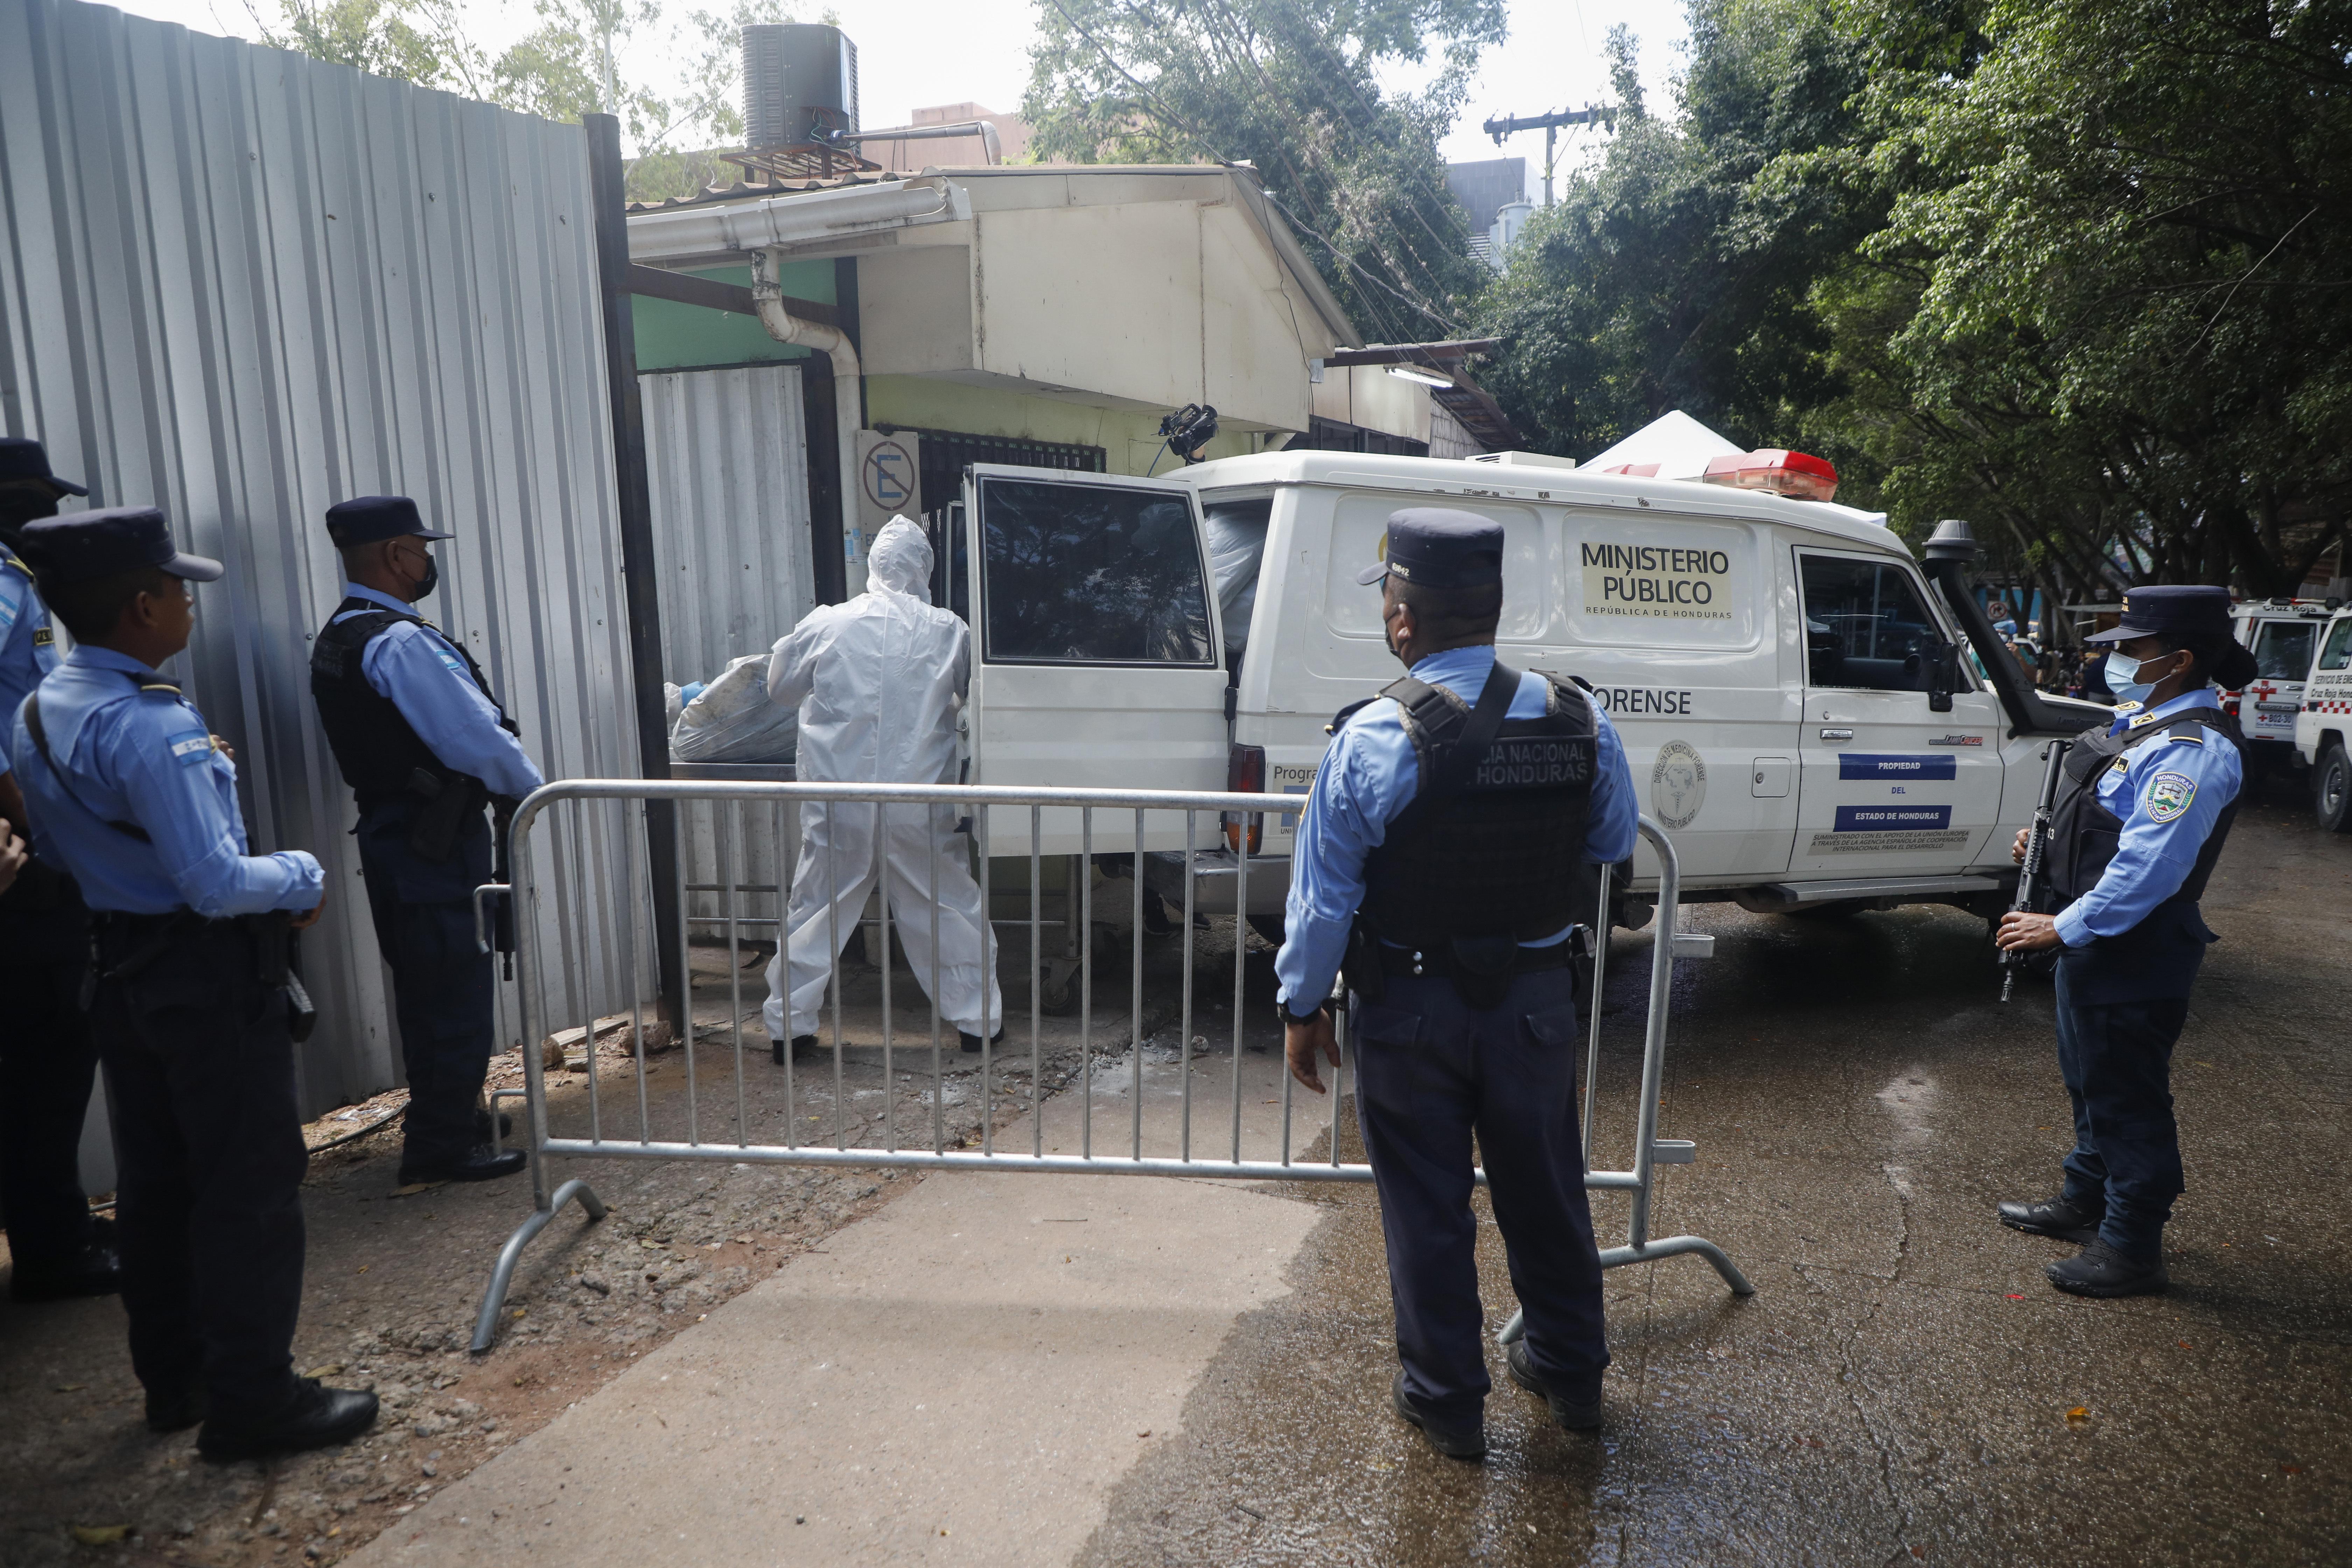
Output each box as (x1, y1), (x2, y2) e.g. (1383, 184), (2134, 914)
(1819, 727), (1855, 741)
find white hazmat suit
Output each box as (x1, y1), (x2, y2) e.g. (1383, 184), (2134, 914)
(762, 518), (1001, 1044)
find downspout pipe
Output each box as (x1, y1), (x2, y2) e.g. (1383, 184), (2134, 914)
(1921, 519), (2100, 739)
(753, 247), (867, 598)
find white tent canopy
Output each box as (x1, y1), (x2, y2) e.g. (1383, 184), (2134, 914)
(1578, 411), (1745, 479)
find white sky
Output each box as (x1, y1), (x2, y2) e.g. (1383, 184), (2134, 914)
(108, 0), (1688, 186)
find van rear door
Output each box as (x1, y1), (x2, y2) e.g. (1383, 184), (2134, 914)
(961, 464), (1227, 853)
(1790, 549), (2005, 874)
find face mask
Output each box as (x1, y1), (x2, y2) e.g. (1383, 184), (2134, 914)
(0, 488), (59, 545)
(2104, 650), (2171, 708)
(407, 548), (439, 602)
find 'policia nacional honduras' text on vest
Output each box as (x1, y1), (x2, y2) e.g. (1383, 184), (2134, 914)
(1352, 666), (1598, 952)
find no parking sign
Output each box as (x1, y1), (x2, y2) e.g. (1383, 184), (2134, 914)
(855, 430), (922, 537)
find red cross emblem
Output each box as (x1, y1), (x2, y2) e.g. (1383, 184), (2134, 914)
(2249, 680), (2278, 701)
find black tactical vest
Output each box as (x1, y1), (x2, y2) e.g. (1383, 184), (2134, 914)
(2045, 702), (2242, 913)
(310, 598), (516, 808)
(1350, 668), (1598, 949)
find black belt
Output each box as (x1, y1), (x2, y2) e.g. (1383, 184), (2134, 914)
(85, 910), (315, 1042)
(1377, 939), (1574, 980)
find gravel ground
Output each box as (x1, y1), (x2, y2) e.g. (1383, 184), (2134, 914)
(0, 903), (1272, 1567)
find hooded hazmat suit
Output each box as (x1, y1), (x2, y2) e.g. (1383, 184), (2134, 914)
(762, 518), (1001, 1044)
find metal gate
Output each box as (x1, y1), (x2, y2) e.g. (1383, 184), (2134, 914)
(468, 780), (1752, 1351)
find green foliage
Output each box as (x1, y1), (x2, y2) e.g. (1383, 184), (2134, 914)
(1019, 0), (1503, 343)
(1480, 0), (2350, 602)
(1473, 2), (1877, 463)
(253, 0), (817, 202)
(1834, 0), (2352, 594)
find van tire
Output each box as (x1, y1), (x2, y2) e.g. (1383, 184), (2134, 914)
(2316, 743), (2352, 834)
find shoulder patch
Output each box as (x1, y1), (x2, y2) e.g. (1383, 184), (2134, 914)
(166, 728), (216, 767)
(434, 647), (469, 677)
(2145, 769), (2197, 823)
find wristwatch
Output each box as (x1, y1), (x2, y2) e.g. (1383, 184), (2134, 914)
(1276, 1000), (1326, 1030)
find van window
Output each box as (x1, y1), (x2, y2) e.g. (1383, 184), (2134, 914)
(976, 477), (1214, 665)
(1799, 555), (1945, 692)
(2318, 617), (2352, 673)
(2252, 619), (2317, 681)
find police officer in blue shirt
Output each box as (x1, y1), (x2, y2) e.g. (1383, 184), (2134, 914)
(1995, 585), (2256, 1298)
(310, 496), (542, 1186)
(1276, 509), (1639, 1460)
(8, 506), (378, 1458)
(0, 436), (119, 1303)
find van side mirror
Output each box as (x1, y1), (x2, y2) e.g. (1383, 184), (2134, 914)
(1928, 640), (1958, 713)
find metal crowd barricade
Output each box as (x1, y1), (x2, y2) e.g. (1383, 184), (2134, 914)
(467, 780), (1751, 1351)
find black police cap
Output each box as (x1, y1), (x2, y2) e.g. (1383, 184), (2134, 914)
(1356, 507), (1505, 589)
(18, 506), (223, 587)
(324, 495), (453, 547)
(0, 437), (89, 497)
(2084, 585), (2234, 645)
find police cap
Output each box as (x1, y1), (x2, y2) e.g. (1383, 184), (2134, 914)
(1356, 508), (1504, 588)
(18, 506), (223, 586)
(324, 495), (453, 547)
(0, 437), (89, 497)
(2084, 585), (2234, 645)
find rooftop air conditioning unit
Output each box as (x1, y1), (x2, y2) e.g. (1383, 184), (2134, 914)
(742, 23), (859, 151)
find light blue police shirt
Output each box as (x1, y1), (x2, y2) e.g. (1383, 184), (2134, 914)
(1275, 646), (1639, 1011)
(0, 552), (61, 778)
(2053, 687), (2242, 947)
(332, 583), (543, 800)
(7, 645), (323, 916)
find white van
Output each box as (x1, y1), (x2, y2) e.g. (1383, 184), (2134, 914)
(2292, 604), (2352, 832)
(951, 450), (2107, 924)
(2222, 597), (2338, 778)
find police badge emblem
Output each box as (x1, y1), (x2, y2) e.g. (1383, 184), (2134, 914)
(2146, 770), (2197, 822)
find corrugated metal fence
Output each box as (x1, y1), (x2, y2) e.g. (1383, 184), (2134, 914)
(0, 0), (647, 1114)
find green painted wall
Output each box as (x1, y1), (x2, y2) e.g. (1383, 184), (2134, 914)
(867, 376), (1274, 476)
(631, 259), (836, 371)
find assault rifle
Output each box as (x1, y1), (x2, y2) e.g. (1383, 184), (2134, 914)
(2002, 738), (2072, 1002)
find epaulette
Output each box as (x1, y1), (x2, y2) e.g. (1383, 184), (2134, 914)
(1325, 696), (1378, 737)
(2163, 729), (2203, 744)
(138, 681), (182, 696)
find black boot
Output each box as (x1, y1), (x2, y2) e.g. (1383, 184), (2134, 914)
(145, 1380), (208, 1434)
(397, 1144), (526, 1185)
(777, 1034), (819, 1065)
(1391, 1371), (1485, 1460)
(2046, 1238), (2168, 1298)
(958, 1026), (1007, 1055)
(1997, 1194), (2104, 1245)
(1507, 1340), (1603, 1432)
(9, 1237), (123, 1303)
(198, 1379), (378, 1463)
(471, 1107), (514, 1141)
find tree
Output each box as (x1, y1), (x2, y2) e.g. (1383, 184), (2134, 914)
(1019, 0), (1504, 345)
(1471, 6), (1883, 464)
(251, 0), (816, 202)
(1827, 0), (2352, 596)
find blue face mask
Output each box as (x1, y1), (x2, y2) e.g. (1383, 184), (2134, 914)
(2104, 650), (2174, 708)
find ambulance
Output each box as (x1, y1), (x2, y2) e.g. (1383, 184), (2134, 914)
(2291, 603), (2352, 833)
(2220, 597), (2339, 781)
(948, 418), (2110, 928)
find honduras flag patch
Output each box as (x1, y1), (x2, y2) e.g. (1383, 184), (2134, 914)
(168, 729), (215, 766)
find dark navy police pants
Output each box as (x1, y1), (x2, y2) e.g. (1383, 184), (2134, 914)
(92, 916), (306, 1420)
(1350, 967), (1607, 1428)
(2053, 967), (2189, 1262)
(2049, 905), (2215, 1262)
(356, 801), (497, 1170)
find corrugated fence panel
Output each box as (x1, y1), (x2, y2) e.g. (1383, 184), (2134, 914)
(0, 0), (648, 1115)
(642, 364), (813, 932)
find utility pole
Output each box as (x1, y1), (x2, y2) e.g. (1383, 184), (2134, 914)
(1483, 106), (1614, 207)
